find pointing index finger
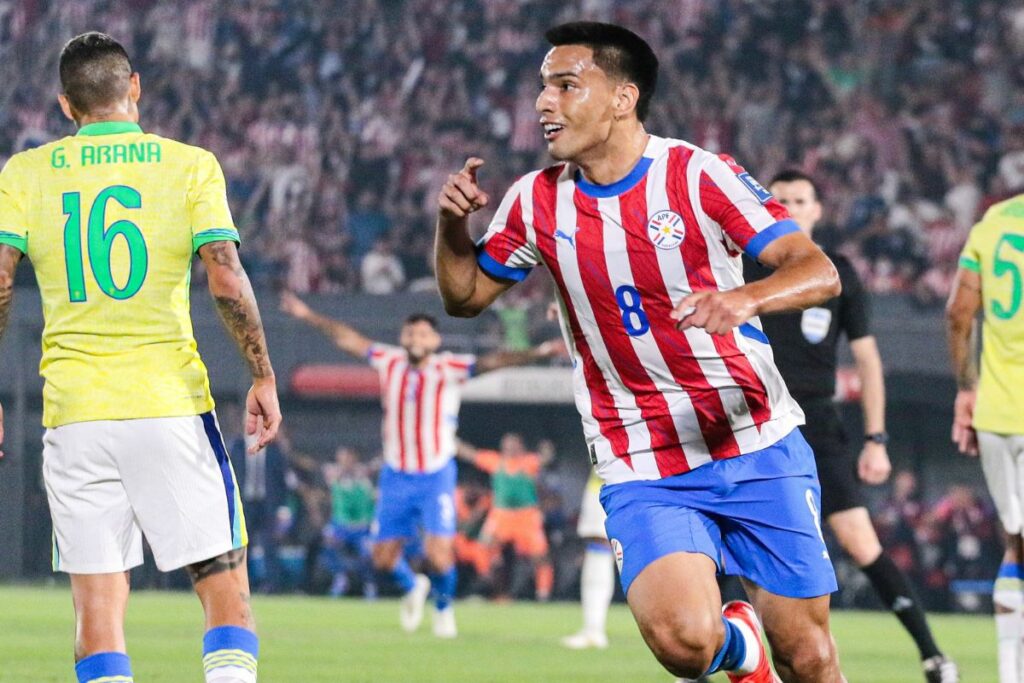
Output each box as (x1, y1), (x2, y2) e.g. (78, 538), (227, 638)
(461, 157), (485, 181)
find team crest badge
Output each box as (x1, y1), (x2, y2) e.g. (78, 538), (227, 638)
(646, 210), (685, 250)
(801, 307), (832, 344)
(610, 538), (624, 573)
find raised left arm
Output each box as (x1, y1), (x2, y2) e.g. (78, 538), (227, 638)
(474, 338), (565, 375)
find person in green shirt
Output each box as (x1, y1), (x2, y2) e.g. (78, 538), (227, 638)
(322, 447), (376, 598)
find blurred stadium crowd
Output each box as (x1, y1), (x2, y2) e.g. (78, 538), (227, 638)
(3, 0), (1024, 304)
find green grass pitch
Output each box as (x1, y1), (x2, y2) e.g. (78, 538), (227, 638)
(0, 586), (996, 681)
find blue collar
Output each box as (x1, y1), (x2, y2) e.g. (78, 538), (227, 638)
(574, 156), (653, 198)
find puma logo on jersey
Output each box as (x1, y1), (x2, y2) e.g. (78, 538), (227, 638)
(554, 226), (579, 249)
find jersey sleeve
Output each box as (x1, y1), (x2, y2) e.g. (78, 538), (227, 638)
(445, 353), (478, 380)
(473, 450), (501, 474)
(189, 150), (240, 253)
(698, 154), (798, 259)
(0, 154), (30, 254)
(476, 179), (537, 282)
(367, 343), (403, 370)
(835, 256), (871, 341)
(958, 223), (983, 273)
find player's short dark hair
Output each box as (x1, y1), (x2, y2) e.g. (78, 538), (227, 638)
(59, 32), (133, 116)
(769, 169), (822, 201)
(544, 22), (658, 121)
(404, 313), (438, 330)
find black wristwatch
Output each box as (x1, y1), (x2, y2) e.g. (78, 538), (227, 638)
(865, 432), (889, 445)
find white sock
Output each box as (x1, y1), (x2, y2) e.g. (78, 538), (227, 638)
(581, 548), (615, 636)
(994, 583), (1022, 683)
(206, 670), (256, 683)
(727, 616), (762, 674)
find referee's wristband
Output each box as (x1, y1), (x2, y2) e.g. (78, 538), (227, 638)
(864, 432), (889, 445)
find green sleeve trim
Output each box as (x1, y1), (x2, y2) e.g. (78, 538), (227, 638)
(192, 228), (240, 253)
(0, 231), (27, 253)
(958, 256), (980, 273)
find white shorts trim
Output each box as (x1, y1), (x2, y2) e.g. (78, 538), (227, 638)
(978, 431), (1024, 535)
(43, 412), (247, 574)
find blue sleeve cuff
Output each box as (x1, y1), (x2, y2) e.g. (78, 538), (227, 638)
(738, 323), (769, 344)
(744, 219), (800, 259)
(477, 249), (532, 282)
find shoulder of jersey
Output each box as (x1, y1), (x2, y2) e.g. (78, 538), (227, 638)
(980, 195), (1024, 228)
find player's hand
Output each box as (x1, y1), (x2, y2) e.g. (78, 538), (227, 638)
(246, 375), (282, 454)
(438, 158), (490, 220)
(535, 338), (567, 358)
(858, 442), (891, 485)
(280, 290), (311, 320)
(671, 289), (757, 336)
(951, 389), (978, 456)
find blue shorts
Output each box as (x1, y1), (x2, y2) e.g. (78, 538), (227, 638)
(600, 429), (837, 599)
(373, 460), (457, 541)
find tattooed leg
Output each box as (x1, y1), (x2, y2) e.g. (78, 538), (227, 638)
(188, 548), (255, 630)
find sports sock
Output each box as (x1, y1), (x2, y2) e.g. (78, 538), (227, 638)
(76, 652), (133, 683)
(706, 617), (751, 675)
(430, 567), (457, 611)
(861, 553), (941, 660)
(580, 543), (615, 636)
(993, 563), (1024, 683)
(203, 625), (258, 683)
(535, 560), (554, 600)
(389, 556), (417, 594)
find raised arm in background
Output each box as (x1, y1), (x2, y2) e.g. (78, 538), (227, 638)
(280, 290), (374, 359)
(474, 338), (566, 374)
(199, 240), (281, 453)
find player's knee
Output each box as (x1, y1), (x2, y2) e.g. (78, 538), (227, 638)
(642, 612), (720, 678)
(776, 628), (836, 678)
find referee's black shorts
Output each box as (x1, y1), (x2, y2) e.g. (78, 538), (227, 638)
(798, 399), (864, 518)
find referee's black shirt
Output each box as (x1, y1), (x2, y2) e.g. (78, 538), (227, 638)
(743, 252), (870, 404)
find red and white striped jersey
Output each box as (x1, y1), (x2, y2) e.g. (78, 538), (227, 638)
(477, 135), (806, 485)
(368, 344), (476, 474)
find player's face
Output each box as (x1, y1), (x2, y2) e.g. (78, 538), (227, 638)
(769, 179), (822, 235)
(400, 321), (441, 362)
(500, 433), (525, 456)
(536, 45), (619, 162)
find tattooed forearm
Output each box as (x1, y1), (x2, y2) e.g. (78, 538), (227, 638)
(186, 547), (247, 583)
(203, 241), (274, 379)
(0, 245), (22, 342)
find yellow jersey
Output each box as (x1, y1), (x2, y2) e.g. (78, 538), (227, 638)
(0, 121), (239, 427)
(959, 195), (1024, 435)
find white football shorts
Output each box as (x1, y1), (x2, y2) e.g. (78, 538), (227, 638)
(42, 411), (247, 574)
(978, 431), (1024, 535)
(577, 472), (608, 539)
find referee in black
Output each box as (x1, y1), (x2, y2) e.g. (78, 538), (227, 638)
(745, 170), (958, 683)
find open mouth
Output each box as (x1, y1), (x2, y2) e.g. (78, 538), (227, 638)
(542, 123), (565, 141)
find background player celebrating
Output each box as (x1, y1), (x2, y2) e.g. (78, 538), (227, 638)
(745, 171), (958, 683)
(280, 292), (557, 638)
(435, 21), (844, 683)
(947, 194), (1024, 683)
(456, 434), (555, 602)
(0, 33), (280, 683)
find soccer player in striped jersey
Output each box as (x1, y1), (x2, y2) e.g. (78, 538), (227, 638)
(948, 194), (1024, 683)
(280, 292), (557, 637)
(435, 22), (844, 682)
(0, 33), (279, 683)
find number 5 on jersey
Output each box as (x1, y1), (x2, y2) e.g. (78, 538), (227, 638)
(62, 185), (149, 302)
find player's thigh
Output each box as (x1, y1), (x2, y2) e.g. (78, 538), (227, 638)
(372, 470), (420, 543)
(114, 412), (245, 572)
(513, 509), (549, 558)
(42, 422), (143, 574)
(718, 431), (837, 600)
(742, 579), (837, 672)
(419, 461), (457, 538)
(826, 506), (882, 566)
(978, 431), (1024, 535)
